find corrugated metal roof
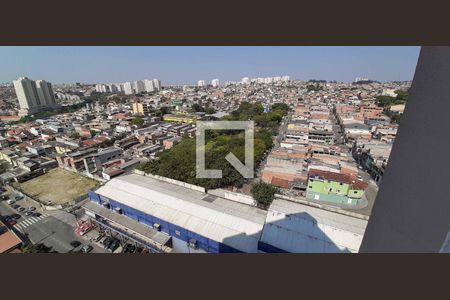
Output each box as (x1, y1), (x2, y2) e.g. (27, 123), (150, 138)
(260, 199), (368, 253)
(94, 174), (267, 252)
(83, 201), (171, 246)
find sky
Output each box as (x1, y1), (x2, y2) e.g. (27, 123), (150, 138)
(0, 46), (420, 85)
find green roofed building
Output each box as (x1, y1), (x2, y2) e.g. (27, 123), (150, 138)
(306, 169), (368, 205)
(171, 99), (183, 108)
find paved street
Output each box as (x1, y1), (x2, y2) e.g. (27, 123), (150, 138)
(239, 111), (292, 195)
(0, 194), (106, 253)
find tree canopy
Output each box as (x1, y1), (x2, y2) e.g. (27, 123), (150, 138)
(137, 102), (290, 191)
(306, 83), (323, 92)
(132, 116), (144, 126)
(376, 89), (409, 108)
(251, 181), (279, 208)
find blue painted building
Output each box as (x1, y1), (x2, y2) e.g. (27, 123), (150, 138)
(86, 174), (267, 253)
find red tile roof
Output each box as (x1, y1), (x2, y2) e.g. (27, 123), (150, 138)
(94, 136), (108, 142)
(271, 177), (290, 189)
(308, 168), (368, 190)
(0, 224), (22, 253)
(0, 115), (20, 119)
(82, 140), (98, 146)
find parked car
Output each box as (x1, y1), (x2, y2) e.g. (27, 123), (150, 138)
(32, 212), (41, 218)
(78, 226), (92, 236)
(70, 241), (81, 248)
(102, 237), (113, 248)
(15, 195), (24, 200)
(108, 240), (120, 252)
(7, 219), (17, 226)
(6, 199), (15, 205)
(25, 211), (33, 216)
(93, 233), (105, 242)
(11, 214), (21, 220)
(81, 244), (93, 253)
(27, 207), (36, 211)
(122, 243), (136, 253)
(11, 204), (20, 209)
(17, 207), (26, 212)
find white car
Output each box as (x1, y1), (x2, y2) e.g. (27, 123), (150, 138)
(6, 199), (15, 205)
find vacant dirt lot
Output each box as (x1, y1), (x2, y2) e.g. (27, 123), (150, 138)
(18, 168), (99, 205)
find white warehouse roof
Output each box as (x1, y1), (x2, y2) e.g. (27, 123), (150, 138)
(94, 174), (267, 252)
(260, 199), (368, 253)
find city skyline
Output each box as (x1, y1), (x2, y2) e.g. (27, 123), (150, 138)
(0, 47), (420, 85)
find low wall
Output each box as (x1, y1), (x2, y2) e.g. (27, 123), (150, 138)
(207, 189), (257, 206)
(224, 191), (256, 206)
(275, 194), (369, 221)
(134, 169), (206, 193)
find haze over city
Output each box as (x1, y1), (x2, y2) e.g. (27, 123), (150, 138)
(0, 46), (420, 85)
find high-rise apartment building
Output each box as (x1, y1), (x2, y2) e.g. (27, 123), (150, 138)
(123, 82), (134, 95)
(13, 77), (58, 116)
(211, 79), (220, 88)
(144, 79), (155, 92)
(132, 100), (149, 116)
(95, 84), (109, 93)
(35, 80), (57, 107)
(108, 84), (118, 93)
(198, 80), (206, 87)
(152, 79), (161, 91)
(133, 80), (145, 93)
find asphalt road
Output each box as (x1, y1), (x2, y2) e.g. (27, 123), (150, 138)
(0, 195), (105, 253)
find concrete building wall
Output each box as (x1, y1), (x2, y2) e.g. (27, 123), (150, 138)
(171, 236), (207, 253)
(307, 178), (351, 197)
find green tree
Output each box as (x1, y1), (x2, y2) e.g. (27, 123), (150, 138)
(271, 103), (290, 115)
(306, 83), (323, 92)
(137, 101), (286, 190)
(70, 132), (80, 139)
(132, 116), (144, 127)
(251, 181), (278, 208)
(204, 106), (216, 114)
(156, 106), (171, 117)
(191, 103), (205, 112)
(375, 96), (397, 107)
(395, 89), (409, 101)
(21, 243), (53, 253)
